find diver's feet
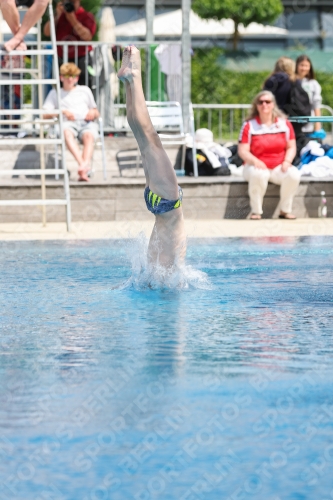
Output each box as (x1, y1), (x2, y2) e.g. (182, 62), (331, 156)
(4, 37), (27, 52)
(117, 45), (141, 83)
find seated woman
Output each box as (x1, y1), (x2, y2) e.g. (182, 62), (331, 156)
(117, 46), (186, 268)
(238, 90), (299, 220)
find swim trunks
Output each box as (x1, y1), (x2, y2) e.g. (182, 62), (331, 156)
(144, 186), (183, 215)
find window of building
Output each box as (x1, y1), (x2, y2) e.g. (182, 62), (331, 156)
(284, 9), (319, 31)
(322, 12), (333, 35)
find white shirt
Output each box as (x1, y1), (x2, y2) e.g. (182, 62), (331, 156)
(300, 78), (322, 132)
(301, 78), (322, 110)
(154, 44), (182, 76)
(43, 85), (97, 121)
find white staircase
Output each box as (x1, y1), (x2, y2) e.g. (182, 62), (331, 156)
(0, 0), (71, 230)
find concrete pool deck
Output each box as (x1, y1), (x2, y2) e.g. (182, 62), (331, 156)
(0, 218), (332, 241)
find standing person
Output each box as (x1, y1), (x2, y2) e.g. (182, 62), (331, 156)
(263, 57), (296, 114)
(296, 54), (324, 138)
(238, 91), (299, 220)
(117, 46), (186, 269)
(43, 0), (96, 87)
(0, 0), (48, 52)
(43, 62), (99, 181)
(264, 56), (311, 155)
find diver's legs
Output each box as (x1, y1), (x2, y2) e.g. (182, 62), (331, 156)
(118, 46), (178, 200)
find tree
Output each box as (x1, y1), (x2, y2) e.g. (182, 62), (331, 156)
(192, 0), (283, 50)
(81, 0), (103, 19)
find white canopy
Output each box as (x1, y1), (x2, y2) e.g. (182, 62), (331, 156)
(115, 9), (288, 38)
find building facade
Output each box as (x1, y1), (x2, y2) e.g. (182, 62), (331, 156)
(103, 0), (333, 50)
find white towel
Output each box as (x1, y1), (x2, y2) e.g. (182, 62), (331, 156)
(300, 156), (333, 177)
(300, 140), (325, 158)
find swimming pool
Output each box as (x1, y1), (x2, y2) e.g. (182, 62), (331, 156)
(0, 237), (333, 500)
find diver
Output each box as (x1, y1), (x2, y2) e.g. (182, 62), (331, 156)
(117, 45), (186, 269)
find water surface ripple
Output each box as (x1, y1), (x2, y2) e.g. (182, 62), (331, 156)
(0, 237), (332, 500)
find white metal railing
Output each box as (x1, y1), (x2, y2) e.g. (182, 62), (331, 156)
(192, 104), (250, 142)
(0, 40), (182, 134)
(192, 104), (333, 142)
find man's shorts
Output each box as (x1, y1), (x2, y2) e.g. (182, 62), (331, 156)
(62, 120), (99, 142)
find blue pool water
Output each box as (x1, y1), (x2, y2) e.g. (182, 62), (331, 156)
(0, 237), (333, 500)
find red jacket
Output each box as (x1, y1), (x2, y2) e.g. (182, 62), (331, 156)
(56, 7), (96, 59)
(239, 116), (295, 169)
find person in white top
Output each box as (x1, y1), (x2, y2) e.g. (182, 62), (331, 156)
(0, 0), (48, 52)
(296, 55), (323, 136)
(43, 62), (99, 182)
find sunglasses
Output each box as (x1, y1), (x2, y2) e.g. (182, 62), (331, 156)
(257, 99), (272, 105)
(61, 74), (78, 78)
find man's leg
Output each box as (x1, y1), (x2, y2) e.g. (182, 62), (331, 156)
(124, 80), (149, 187)
(63, 128), (90, 181)
(4, 0), (48, 52)
(118, 46), (178, 201)
(81, 131), (95, 166)
(64, 129), (83, 165)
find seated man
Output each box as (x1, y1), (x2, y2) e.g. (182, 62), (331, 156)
(0, 0), (49, 52)
(43, 62), (99, 182)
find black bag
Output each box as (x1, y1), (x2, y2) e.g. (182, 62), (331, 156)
(285, 81), (311, 118)
(227, 144), (243, 167)
(176, 147), (230, 176)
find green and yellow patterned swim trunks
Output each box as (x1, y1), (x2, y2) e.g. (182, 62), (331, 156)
(144, 186), (183, 215)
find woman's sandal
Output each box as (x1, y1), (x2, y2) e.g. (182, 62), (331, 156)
(279, 212), (296, 220)
(250, 214), (262, 220)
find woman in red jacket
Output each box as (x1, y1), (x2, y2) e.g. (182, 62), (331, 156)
(238, 91), (299, 220)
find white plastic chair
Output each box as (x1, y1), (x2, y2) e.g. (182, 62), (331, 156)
(146, 101), (187, 171)
(116, 101), (193, 176)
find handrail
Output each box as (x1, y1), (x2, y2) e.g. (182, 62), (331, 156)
(191, 103), (333, 141)
(192, 104), (251, 109)
(19, 41), (182, 46)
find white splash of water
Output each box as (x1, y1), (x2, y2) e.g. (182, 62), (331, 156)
(119, 233), (211, 291)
